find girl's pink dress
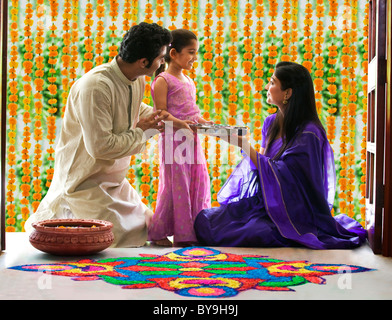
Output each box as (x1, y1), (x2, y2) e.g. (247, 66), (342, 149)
(148, 72), (211, 243)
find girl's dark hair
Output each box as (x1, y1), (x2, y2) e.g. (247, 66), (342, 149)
(154, 29), (198, 77)
(119, 22), (172, 68)
(265, 61), (324, 159)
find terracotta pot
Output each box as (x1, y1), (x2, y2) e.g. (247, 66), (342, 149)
(29, 219), (114, 256)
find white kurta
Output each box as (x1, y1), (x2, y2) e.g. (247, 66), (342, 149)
(25, 57), (154, 247)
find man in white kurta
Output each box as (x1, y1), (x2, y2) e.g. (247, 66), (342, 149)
(25, 57), (156, 247)
(26, 22), (171, 247)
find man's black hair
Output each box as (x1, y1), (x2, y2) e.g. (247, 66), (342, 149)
(119, 22), (172, 68)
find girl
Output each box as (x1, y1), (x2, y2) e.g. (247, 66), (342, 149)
(148, 29), (211, 247)
(194, 61), (367, 249)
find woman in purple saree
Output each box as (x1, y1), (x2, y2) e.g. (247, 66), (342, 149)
(194, 62), (367, 249)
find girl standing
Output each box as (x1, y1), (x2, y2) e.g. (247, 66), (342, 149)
(148, 29), (211, 247)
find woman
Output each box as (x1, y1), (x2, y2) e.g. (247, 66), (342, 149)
(194, 61), (367, 249)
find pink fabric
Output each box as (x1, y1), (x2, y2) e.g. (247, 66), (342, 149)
(148, 72), (211, 243)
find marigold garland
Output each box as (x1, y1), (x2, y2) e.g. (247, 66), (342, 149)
(140, 144), (151, 206)
(95, 0), (105, 65)
(127, 155), (137, 189)
(267, 0), (277, 114)
(226, 0), (239, 173)
(213, 1), (224, 122)
(326, 0), (338, 145)
(156, 0), (165, 26)
(202, 0), (214, 183)
(253, 0), (264, 153)
(338, 2), (352, 215)
(359, 2), (369, 225)
(191, 0), (199, 34)
(182, 0), (192, 29)
(290, 0), (299, 62)
(241, 1), (253, 127)
(302, 0), (313, 73)
(188, 0), (199, 83)
(169, 0), (179, 30)
(151, 137), (160, 212)
(130, 0), (138, 27)
(83, 0), (94, 72)
(267, 0), (278, 75)
(281, 0), (291, 62)
(20, 0), (35, 229)
(346, 0), (359, 218)
(32, 0), (45, 214)
(69, 0), (79, 88)
(138, 2), (155, 207)
(122, 0), (132, 31)
(227, 0), (238, 128)
(144, 0), (153, 24)
(6, 0), (19, 232)
(141, 3), (153, 111)
(180, 0), (192, 79)
(314, 0), (325, 116)
(61, 0), (72, 115)
(46, 0), (59, 190)
(211, 0), (225, 208)
(109, 0), (119, 61)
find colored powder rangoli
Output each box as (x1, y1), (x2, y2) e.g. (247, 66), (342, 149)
(10, 247), (373, 298)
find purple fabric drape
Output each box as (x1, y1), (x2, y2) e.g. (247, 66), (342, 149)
(194, 114), (367, 249)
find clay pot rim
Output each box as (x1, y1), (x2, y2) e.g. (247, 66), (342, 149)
(32, 219), (113, 233)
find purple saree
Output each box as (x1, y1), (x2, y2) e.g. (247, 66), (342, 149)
(194, 114), (367, 249)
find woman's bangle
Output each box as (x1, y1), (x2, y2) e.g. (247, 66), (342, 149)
(240, 138), (251, 154)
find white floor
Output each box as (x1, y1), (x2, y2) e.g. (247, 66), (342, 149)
(1, 232), (392, 300)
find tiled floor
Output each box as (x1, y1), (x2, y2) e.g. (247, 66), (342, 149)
(1, 232), (392, 300)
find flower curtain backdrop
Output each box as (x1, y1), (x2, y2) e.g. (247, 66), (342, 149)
(5, 0), (368, 232)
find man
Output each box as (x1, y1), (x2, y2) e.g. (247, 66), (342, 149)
(25, 23), (172, 247)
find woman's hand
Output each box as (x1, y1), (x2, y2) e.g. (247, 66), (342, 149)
(219, 133), (247, 148)
(220, 134), (258, 168)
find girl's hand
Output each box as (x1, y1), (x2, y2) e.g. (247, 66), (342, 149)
(198, 117), (214, 125)
(175, 120), (196, 140)
(173, 119), (195, 132)
(178, 119), (196, 131)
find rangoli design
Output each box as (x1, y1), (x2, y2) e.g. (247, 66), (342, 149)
(10, 247), (373, 298)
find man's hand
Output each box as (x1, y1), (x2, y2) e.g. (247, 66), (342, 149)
(136, 110), (168, 132)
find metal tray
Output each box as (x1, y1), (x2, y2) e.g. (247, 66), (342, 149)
(190, 123), (248, 136)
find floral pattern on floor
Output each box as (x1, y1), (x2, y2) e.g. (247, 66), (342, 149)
(10, 246), (374, 298)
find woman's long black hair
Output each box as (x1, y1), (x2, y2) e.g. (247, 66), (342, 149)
(265, 61), (325, 159)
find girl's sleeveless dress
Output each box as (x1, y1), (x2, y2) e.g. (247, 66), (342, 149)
(148, 72), (211, 243)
